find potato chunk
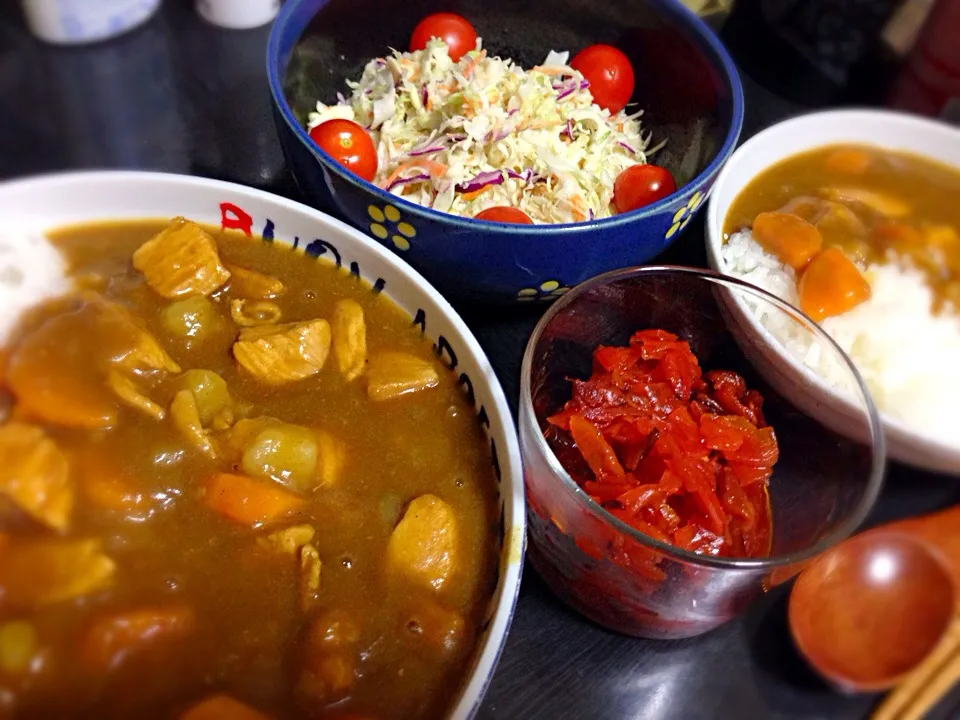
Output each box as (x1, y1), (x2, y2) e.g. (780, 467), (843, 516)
(175, 370), (232, 426)
(387, 495), (458, 592)
(233, 320), (331, 385)
(332, 299), (367, 382)
(242, 423), (319, 492)
(132, 217), (231, 298)
(161, 296), (221, 341)
(0, 538), (115, 608)
(366, 352), (440, 401)
(0, 423), (72, 532)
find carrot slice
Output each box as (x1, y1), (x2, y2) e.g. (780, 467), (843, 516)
(798, 247), (871, 322)
(568, 414), (624, 479)
(7, 355), (116, 429)
(180, 695), (272, 720)
(378, 159), (447, 191)
(752, 211), (823, 270)
(824, 148), (871, 175)
(204, 473), (304, 527)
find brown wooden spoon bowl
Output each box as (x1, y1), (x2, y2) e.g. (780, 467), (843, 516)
(789, 530), (956, 693)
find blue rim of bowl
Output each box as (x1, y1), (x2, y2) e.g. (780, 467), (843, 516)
(266, 0), (744, 234)
(520, 265), (887, 571)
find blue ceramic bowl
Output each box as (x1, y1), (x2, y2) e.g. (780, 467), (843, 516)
(267, 0), (744, 303)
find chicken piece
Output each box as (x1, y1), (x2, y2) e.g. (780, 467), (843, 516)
(226, 264), (286, 300)
(258, 524), (315, 555)
(94, 299), (181, 375)
(170, 390), (217, 459)
(332, 299), (367, 382)
(0, 538), (115, 608)
(316, 430), (345, 487)
(366, 352), (440, 401)
(820, 187), (911, 219)
(106, 369), (165, 420)
(230, 299), (282, 328)
(0, 423), (72, 532)
(777, 196), (828, 224)
(386, 495), (458, 592)
(132, 217), (231, 299)
(815, 201), (867, 245)
(233, 320), (331, 385)
(300, 543), (321, 610)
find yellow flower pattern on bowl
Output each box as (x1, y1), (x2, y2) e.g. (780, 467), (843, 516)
(516, 280), (571, 302)
(367, 204), (416, 251)
(665, 190), (705, 240)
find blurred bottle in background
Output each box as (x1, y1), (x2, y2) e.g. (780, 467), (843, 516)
(887, 0), (960, 123)
(677, 0), (736, 31)
(196, 0), (280, 30)
(41, 10), (191, 172)
(175, 2), (288, 191)
(20, 0), (161, 44)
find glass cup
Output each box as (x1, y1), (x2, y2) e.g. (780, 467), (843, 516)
(520, 266), (886, 639)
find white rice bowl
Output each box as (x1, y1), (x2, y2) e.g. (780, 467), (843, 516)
(705, 109), (960, 474)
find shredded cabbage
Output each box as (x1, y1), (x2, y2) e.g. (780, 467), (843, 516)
(307, 38), (663, 224)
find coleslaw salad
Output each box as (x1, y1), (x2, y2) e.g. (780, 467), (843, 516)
(307, 38), (662, 224)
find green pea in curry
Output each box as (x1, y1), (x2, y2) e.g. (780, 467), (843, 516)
(0, 218), (500, 720)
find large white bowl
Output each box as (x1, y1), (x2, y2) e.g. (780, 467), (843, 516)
(705, 109), (960, 475)
(0, 171), (526, 718)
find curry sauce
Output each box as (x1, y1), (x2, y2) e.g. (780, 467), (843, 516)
(723, 144), (960, 314)
(0, 220), (500, 720)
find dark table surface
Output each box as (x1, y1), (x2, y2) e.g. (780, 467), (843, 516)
(2, 2), (959, 718)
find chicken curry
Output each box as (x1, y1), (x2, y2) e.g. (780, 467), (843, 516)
(0, 218), (500, 719)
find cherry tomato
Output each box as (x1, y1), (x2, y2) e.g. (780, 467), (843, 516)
(474, 207), (534, 224)
(570, 44), (635, 114)
(308, 119), (377, 182)
(613, 165), (677, 213)
(409, 13), (477, 62)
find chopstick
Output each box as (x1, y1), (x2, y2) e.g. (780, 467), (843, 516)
(872, 615), (960, 720)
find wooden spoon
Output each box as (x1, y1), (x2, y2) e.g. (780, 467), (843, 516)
(789, 530), (956, 692)
(871, 614), (960, 720)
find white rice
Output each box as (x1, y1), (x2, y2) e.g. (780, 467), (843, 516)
(0, 230), (71, 345)
(722, 231), (960, 448)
